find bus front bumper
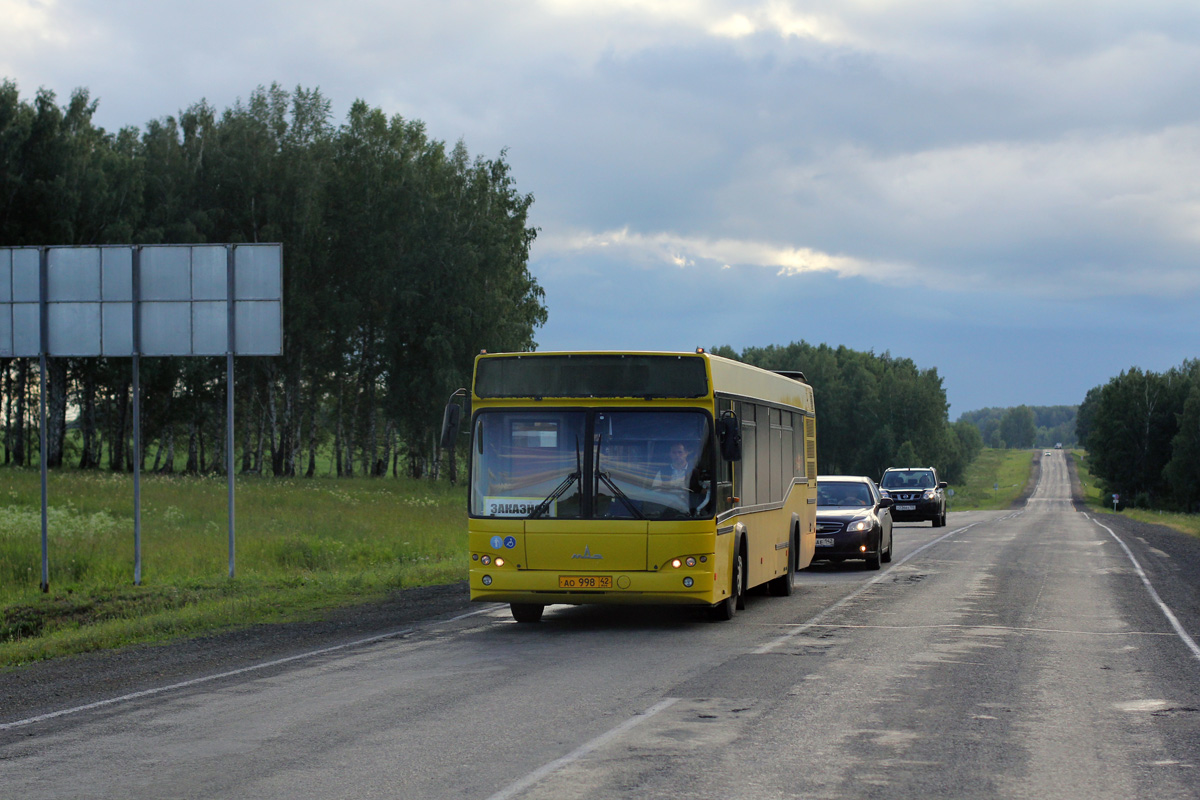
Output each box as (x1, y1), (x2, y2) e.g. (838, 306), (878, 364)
(469, 567), (721, 606)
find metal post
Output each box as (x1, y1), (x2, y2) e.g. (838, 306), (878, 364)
(132, 247), (142, 585)
(227, 245), (236, 579)
(38, 248), (48, 593)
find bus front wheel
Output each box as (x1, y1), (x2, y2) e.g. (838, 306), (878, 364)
(768, 530), (796, 596)
(511, 603), (544, 623)
(710, 547), (745, 621)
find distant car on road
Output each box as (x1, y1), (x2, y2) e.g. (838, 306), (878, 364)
(813, 476), (894, 569)
(879, 466), (947, 527)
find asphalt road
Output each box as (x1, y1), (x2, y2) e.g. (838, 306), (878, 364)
(3, 450), (1199, 799)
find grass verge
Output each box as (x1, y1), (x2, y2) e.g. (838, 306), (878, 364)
(1070, 450), (1200, 540)
(947, 448), (1036, 511)
(0, 468), (466, 666)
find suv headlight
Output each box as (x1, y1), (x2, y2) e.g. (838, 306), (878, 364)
(923, 490), (937, 500)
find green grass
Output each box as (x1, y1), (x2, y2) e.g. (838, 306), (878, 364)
(0, 468), (466, 666)
(1071, 450), (1200, 540)
(946, 448), (1036, 511)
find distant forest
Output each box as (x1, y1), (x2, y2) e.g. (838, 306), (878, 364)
(0, 80), (546, 479)
(956, 405), (1079, 450)
(713, 342), (982, 484)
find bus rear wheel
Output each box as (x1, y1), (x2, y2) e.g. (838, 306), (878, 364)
(510, 603), (544, 623)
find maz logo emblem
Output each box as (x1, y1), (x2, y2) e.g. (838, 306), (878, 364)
(572, 546), (602, 560)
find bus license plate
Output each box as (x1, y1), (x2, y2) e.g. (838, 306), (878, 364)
(559, 575), (612, 589)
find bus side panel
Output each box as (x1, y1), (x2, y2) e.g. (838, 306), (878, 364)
(739, 480), (816, 589)
(742, 513), (792, 590)
(796, 480), (817, 570)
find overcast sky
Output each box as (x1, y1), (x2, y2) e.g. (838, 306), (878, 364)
(4, 0), (1198, 415)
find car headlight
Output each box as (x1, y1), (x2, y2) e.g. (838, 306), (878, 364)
(847, 518), (871, 532)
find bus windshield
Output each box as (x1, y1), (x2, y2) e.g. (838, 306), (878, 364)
(470, 409), (714, 520)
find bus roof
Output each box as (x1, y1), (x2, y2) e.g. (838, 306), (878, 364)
(472, 350), (814, 412)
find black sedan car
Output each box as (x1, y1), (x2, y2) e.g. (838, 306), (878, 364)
(879, 466), (947, 527)
(812, 476), (894, 569)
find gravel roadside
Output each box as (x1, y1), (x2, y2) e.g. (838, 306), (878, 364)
(1, 581), (475, 726)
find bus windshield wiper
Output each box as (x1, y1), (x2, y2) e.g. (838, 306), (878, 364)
(529, 436), (581, 519)
(595, 434), (644, 519)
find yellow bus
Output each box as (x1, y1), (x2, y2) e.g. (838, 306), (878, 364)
(443, 350), (817, 622)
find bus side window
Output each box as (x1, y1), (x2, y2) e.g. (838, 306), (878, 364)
(739, 401), (757, 507)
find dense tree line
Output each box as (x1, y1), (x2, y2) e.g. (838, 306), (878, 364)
(1077, 361), (1200, 511)
(958, 405), (1078, 449)
(712, 342), (982, 483)
(0, 80), (546, 478)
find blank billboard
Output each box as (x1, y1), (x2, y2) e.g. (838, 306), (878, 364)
(0, 244), (282, 357)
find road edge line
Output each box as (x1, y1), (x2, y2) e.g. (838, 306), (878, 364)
(1086, 514), (1200, 665)
(0, 606), (505, 732)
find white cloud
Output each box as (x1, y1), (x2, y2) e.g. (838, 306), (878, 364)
(714, 123), (1200, 297)
(537, 226), (908, 281)
(709, 2), (854, 44)
(0, 0), (70, 74)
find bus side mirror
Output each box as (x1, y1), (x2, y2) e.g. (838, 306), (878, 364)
(440, 401), (463, 450)
(717, 413), (741, 462)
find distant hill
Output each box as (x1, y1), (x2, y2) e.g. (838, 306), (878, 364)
(957, 405), (1078, 449)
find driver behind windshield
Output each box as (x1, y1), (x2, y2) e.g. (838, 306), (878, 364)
(819, 483), (871, 506)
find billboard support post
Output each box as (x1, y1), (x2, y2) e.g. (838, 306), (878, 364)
(38, 248), (48, 593)
(132, 246), (142, 586)
(227, 245), (236, 579)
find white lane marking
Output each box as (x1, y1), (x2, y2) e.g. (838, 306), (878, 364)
(0, 605), (501, 732)
(754, 521), (982, 654)
(483, 698), (679, 800)
(1088, 515), (1200, 665)
(1116, 699), (1171, 713)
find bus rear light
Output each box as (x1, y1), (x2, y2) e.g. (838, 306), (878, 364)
(495, 557), (505, 567)
(481, 555), (492, 566)
(482, 575), (493, 586)
(672, 559), (682, 568)
(683, 577), (694, 587)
